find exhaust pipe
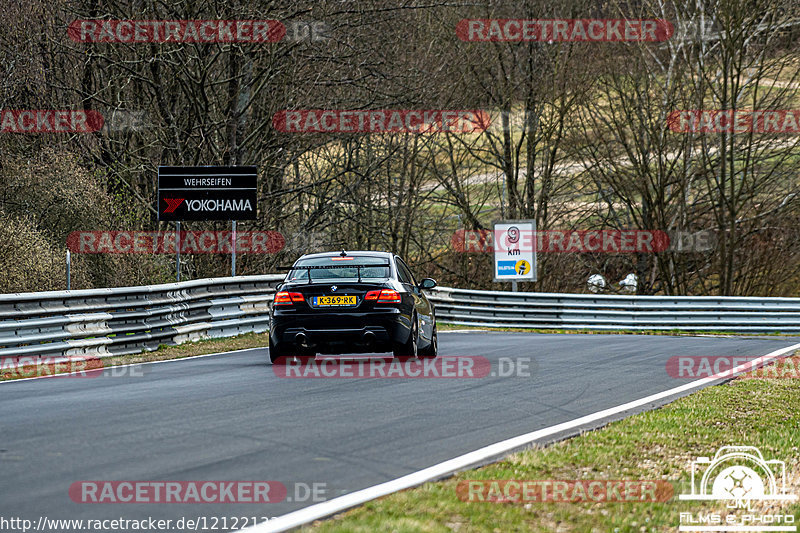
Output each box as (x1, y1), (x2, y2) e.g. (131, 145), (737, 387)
(363, 331), (376, 346)
(295, 332), (309, 348)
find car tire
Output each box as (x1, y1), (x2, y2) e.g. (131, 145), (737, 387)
(269, 337), (289, 364)
(393, 316), (418, 358)
(419, 324), (438, 358)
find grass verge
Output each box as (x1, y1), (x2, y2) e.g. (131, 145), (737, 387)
(303, 353), (800, 532)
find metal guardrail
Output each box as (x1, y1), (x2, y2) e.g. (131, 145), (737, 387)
(3, 278), (799, 365)
(0, 274), (285, 362)
(428, 287), (800, 333)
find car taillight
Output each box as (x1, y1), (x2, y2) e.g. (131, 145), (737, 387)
(377, 289), (401, 303)
(365, 290), (380, 300)
(274, 291), (305, 305)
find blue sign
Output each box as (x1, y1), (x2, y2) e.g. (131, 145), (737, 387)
(497, 261), (517, 275)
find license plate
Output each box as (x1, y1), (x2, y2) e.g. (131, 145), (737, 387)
(314, 295), (357, 307)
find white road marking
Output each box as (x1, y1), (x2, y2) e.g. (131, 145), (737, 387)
(0, 346), (261, 384)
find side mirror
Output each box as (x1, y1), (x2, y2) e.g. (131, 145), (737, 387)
(419, 278), (437, 290)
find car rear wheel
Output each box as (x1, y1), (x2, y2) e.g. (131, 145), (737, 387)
(269, 337), (289, 364)
(419, 324), (438, 358)
(393, 316), (418, 358)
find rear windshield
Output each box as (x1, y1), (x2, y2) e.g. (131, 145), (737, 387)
(288, 256), (391, 282)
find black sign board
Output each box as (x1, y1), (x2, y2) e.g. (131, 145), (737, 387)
(157, 166), (257, 221)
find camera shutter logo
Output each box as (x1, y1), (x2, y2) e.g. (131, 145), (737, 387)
(679, 446), (797, 532)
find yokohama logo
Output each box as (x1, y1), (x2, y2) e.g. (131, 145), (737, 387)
(186, 199), (253, 212)
(162, 198), (253, 213)
(162, 198), (184, 213)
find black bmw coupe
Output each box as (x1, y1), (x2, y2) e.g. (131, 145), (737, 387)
(268, 251), (438, 363)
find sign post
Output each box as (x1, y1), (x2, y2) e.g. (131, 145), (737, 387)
(493, 220), (537, 290)
(231, 220), (237, 277)
(157, 166), (257, 281)
(175, 221), (181, 281)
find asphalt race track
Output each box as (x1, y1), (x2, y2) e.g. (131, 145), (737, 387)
(1, 332), (796, 531)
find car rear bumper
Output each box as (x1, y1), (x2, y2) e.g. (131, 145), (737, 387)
(270, 309), (410, 354)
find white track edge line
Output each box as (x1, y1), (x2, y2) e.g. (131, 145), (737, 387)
(240, 341), (800, 533)
(0, 345), (263, 384)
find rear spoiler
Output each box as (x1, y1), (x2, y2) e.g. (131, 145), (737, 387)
(277, 262), (391, 283)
